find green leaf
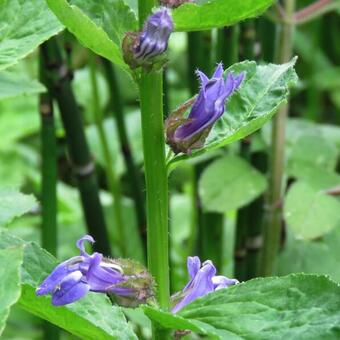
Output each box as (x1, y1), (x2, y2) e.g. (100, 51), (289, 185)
(0, 232), (137, 339)
(284, 181), (340, 240)
(0, 246), (23, 336)
(0, 72), (45, 101)
(278, 226), (340, 283)
(172, 0), (274, 31)
(45, 0), (138, 71)
(169, 58), (298, 169)
(288, 134), (338, 172)
(144, 274), (340, 339)
(0, 188), (37, 227)
(199, 155), (267, 213)
(0, 96), (40, 150)
(0, 0), (63, 71)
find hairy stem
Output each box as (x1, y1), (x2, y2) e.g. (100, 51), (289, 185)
(138, 0), (170, 331)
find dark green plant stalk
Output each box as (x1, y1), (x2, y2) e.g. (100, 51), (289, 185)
(217, 26), (240, 67)
(234, 141), (251, 281)
(41, 37), (111, 255)
(138, 3), (170, 339)
(260, 0), (296, 276)
(89, 55), (126, 256)
(233, 22), (254, 281)
(39, 46), (59, 340)
(199, 212), (224, 270)
(246, 152), (268, 279)
(101, 59), (147, 252)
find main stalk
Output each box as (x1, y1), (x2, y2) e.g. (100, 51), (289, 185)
(138, 0), (170, 316)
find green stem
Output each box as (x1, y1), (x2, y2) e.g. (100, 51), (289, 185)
(217, 26), (240, 67)
(260, 0), (295, 276)
(295, 0), (338, 25)
(41, 37), (111, 255)
(89, 55), (126, 256)
(101, 59), (147, 252)
(39, 45), (59, 340)
(138, 0), (170, 315)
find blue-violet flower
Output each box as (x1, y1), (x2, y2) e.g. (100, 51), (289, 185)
(171, 256), (238, 313)
(36, 235), (155, 306)
(166, 63), (245, 154)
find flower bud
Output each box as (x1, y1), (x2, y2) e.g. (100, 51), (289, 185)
(123, 8), (173, 70)
(165, 63), (245, 154)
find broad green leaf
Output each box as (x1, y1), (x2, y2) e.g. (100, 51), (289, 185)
(144, 274), (340, 339)
(122, 0), (274, 31)
(0, 72), (45, 100)
(169, 58), (298, 169)
(45, 0), (138, 71)
(0, 0), (63, 71)
(0, 232), (137, 340)
(0, 188), (37, 227)
(199, 155), (267, 213)
(288, 163), (340, 191)
(0, 246), (23, 336)
(172, 0), (274, 32)
(284, 182), (340, 240)
(278, 226), (340, 283)
(288, 134), (338, 172)
(0, 96), (40, 150)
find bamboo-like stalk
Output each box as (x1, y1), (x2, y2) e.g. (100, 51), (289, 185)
(138, 0), (170, 332)
(41, 37), (111, 255)
(260, 0), (296, 276)
(217, 26), (240, 67)
(234, 141), (251, 281)
(246, 152), (268, 279)
(39, 45), (59, 340)
(233, 22), (254, 281)
(101, 59), (147, 252)
(89, 55), (126, 256)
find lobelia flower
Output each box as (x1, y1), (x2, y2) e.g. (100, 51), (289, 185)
(166, 63), (245, 154)
(171, 256), (239, 313)
(123, 8), (173, 70)
(36, 235), (155, 307)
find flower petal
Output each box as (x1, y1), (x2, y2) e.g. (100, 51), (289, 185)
(36, 256), (84, 296)
(212, 275), (239, 290)
(187, 256), (201, 279)
(52, 271), (90, 306)
(172, 261), (216, 313)
(196, 70), (209, 87)
(76, 235), (94, 256)
(212, 63), (224, 78)
(86, 253), (125, 292)
(233, 71), (246, 89)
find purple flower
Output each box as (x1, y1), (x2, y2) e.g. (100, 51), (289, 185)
(134, 8), (173, 62)
(171, 256), (238, 313)
(166, 63), (245, 154)
(36, 235), (154, 306)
